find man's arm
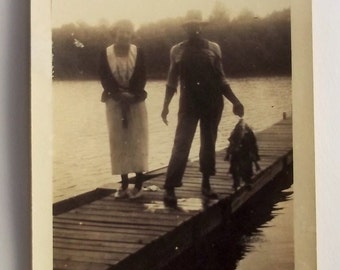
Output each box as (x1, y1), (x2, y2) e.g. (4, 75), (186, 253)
(161, 45), (179, 125)
(210, 42), (244, 117)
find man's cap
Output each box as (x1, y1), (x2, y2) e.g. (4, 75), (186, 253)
(182, 10), (208, 27)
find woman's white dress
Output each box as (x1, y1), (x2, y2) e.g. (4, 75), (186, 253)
(105, 44), (148, 175)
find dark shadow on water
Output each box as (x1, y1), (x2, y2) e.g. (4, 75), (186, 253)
(159, 165), (293, 270)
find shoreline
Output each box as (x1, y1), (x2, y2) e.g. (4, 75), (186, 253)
(52, 73), (292, 82)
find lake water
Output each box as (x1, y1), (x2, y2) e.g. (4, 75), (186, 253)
(53, 76), (291, 202)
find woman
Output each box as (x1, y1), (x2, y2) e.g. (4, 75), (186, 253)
(99, 20), (148, 199)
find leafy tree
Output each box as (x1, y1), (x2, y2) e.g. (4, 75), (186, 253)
(52, 8), (291, 80)
(209, 1), (231, 23)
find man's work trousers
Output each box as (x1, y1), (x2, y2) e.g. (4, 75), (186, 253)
(164, 104), (223, 189)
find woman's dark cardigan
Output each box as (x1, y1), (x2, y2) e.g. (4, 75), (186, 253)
(99, 46), (147, 103)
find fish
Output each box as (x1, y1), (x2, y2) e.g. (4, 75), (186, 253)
(225, 119), (260, 190)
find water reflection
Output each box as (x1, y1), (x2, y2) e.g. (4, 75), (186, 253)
(160, 167), (293, 270)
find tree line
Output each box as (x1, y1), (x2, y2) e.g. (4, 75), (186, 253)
(52, 8), (291, 80)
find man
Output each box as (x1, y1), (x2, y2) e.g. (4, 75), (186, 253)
(161, 10), (244, 204)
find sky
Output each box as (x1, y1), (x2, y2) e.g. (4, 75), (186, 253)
(52, 0), (290, 28)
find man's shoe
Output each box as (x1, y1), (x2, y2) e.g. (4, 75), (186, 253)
(245, 183), (253, 191)
(163, 188), (177, 206)
(233, 184), (240, 191)
(201, 187), (218, 199)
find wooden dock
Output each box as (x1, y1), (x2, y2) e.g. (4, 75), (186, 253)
(53, 117), (293, 270)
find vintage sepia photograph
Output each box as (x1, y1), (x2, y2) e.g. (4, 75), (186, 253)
(44, 0), (313, 269)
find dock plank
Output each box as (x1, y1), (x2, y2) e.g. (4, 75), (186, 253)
(54, 248), (121, 265)
(54, 238), (144, 253)
(54, 259), (110, 270)
(57, 212), (183, 228)
(54, 217), (172, 233)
